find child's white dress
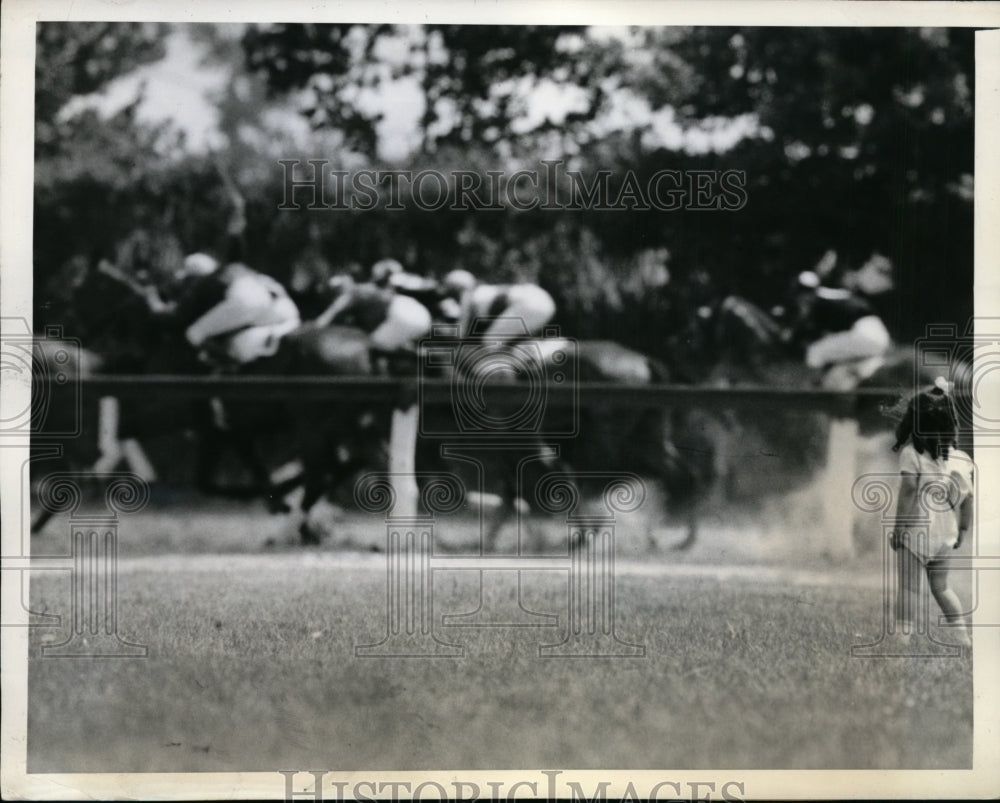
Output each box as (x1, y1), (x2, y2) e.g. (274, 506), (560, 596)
(898, 444), (974, 562)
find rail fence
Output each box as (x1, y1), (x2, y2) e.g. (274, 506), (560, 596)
(70, 374), (898, 409)
(41, 375), (905, 559)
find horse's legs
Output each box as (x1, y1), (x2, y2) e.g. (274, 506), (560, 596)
(521, 508), (547, 553)
(194, 427), (224, 495)
(193, 399), (231, 494)
(31, 508), (55, 535)
(483, 483), (517, 554)
(293, 398), (391, 546)
(121, 439), (157, 482)
(483, 503), (508, 553)
(91, 396), (124, 473)
(671, 505), (699, 551)
(299, 452), (373, 545)
(296, 424), (354, 544)
(230, 435), (270, 488)
(297, 456), (329, 545)
(192, 397), (292, 511)
(99, 397), (157, 482)
(230, 435), (292, 514)
(267, 468), (304, 509)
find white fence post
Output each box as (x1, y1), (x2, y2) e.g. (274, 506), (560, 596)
(389, 401), (419, 519)
(821, 414), (858, 560)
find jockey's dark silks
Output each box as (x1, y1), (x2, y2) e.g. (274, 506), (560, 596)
(171, 264), (246, 328)
(794, 283), (891, 373)
(175, 261), (302, 364)
(336, 284), (394, 331)
(485, 288), (512, 319)
(455, 279), (555, 342)
(795, 289), (876, 340)
(168, 262), (292, 327)
(168, 230), (253, 327)
(390, 280), (448, 318)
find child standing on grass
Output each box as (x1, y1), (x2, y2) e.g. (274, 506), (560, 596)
(889, 385), (974, 649)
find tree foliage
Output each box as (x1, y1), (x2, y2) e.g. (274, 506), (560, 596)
(35, 22), (169, 154)
(241, 23), (391, 157)
(35, 22), (228, 345)
(34, 23), (975, 367)
(662, 27), (974, 333)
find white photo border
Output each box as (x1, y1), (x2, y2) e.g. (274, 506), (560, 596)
(3, 1), (999, 799)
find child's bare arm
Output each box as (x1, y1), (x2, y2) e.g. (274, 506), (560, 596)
(890, 473), (919, 550)
(956, 492), (974, 548)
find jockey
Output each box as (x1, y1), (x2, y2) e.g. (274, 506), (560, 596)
(793, 252), (893, 375)
(371, 258), (456, 322)
(443, 269), (556, 342)
(314, 273), (432, 353)
(114, 168), (304, 366)
(370, 258), (409, 288)
(167, 253), (301, 365)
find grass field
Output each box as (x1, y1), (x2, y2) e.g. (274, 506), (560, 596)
(25, 498), (974, 772)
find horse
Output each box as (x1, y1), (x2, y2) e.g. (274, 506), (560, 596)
(109, 317), (394, 546)
(674, 293), (980, 546)
(36, 261), (396, 543)
(234, 322), (393, 544)
(25, 328), (293, 532)
(415, 336), (715, 552)
(41, 262), (296, 512)
(26, 334), (167, 533)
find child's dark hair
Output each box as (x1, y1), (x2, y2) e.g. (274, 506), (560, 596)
(892, 388), (958, 460)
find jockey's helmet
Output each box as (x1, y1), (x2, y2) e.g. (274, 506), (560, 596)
(443, 269), (476, 296)
(797, 270), (821, 289)
(328, 274), (355, 294)
(180, 252), (220, 279)
(371, 258), (404, 286)
(848, 253), (894, 296)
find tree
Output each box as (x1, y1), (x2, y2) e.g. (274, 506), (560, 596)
(240, 23), (391, 158)
(35, 22), (170, 156)
(234, 24), (975, 350)
(34, 22), (194, 345)
(656, 27), (974, 339)
(241, 24), (632, 158)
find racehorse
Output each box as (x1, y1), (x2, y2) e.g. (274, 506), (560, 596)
(676, 293), (978, 536)
(27, 331), (194, 532)
(416, 336), (715, 551)
(40, 261), (395, 544)
(236, 322), (393, 544)
(25, 327), (291, 533)
(115, 314), (393, 546)
(48, 262), (293, 510)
